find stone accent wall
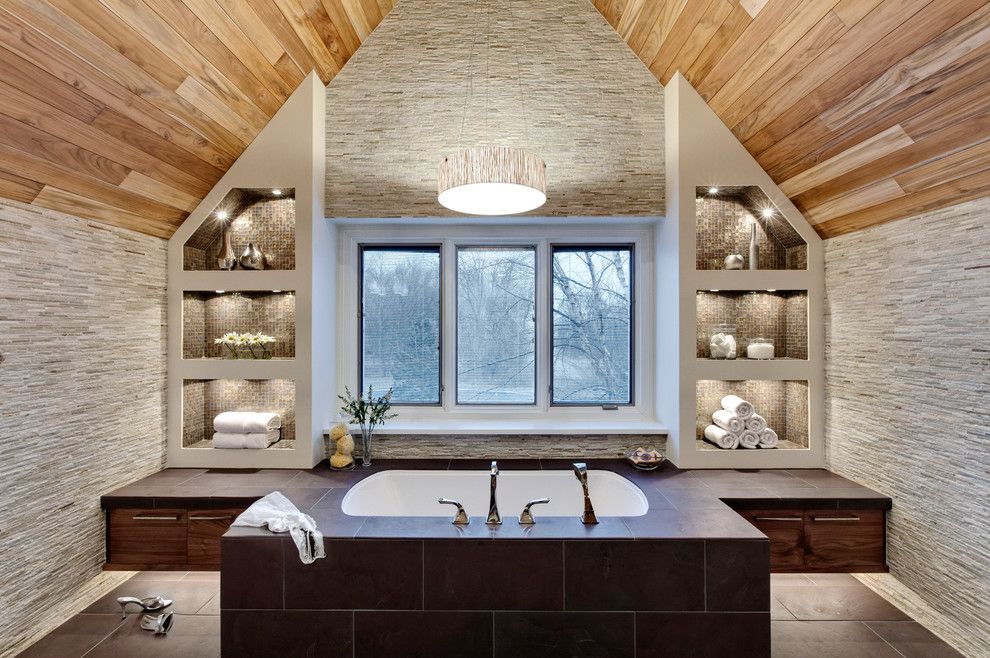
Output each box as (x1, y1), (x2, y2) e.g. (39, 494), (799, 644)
(696, 291), (807, 360)
(324, 0), (664, 218)
(824, 197), (990, 657)
(0, 199), (167, 654)
(337, 434), (666, 460)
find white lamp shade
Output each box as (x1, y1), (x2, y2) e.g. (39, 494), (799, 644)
(438, 147), (546, 215)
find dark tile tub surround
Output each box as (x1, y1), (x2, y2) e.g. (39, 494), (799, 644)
(103, 461), (889, 657)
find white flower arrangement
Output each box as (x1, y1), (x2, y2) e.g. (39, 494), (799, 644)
(215, 332), (277, 359)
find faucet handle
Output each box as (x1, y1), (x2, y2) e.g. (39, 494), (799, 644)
(438, 498), (469, 525)
(519, 498), (551, 525)
(490, 460), (498, 475)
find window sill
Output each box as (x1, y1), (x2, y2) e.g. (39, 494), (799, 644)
(326, 420), (667, 436)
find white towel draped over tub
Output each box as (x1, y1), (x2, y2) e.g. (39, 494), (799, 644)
(720, 395), (753, 419)
(745, 414), (767, 434)
(232, 492), (325, 564)
(704, 425), (739, 450)
(712, 410), (745, 434)
(213, 431), (279, 449)
(214, 411), (282, 434)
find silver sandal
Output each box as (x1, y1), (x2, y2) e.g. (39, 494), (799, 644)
(116, 595), (173, 619)
(140, 611), (175, 635)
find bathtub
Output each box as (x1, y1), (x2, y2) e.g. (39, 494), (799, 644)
(341, 469), (649, 518)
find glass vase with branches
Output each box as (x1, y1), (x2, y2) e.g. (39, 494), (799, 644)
(338, 385), (397, 466)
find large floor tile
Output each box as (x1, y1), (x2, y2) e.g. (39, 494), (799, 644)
(772, 621), (901, 657)
(865, 621), (964, 657)
(83, 578), (218, 616)
(85, 614), (220, 658)
(18, 614), (125, 658)
(773, 585), (910, 621)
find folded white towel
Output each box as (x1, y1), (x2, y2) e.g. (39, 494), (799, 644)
(738, 429), (760, 449)
(232, 492), (325, 564)
(704, 425), (739, 450)
(720, 395), (753, 419)
(759, 428), (779, 448)
(746, 414), (767, 433)
(712, 410), (744, 434)
(214, 411), (282, 434)
(212, 430), (279, 449)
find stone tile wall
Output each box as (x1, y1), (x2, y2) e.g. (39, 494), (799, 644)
(346, 434), (667, 460)
(696, 291), (808, 359)
(824, 197), (990, 657)
(0, 199), (166, 654)
(696, 380), (809, 448)
(183, 291), (296, 359)
(324, 0), (664, 218)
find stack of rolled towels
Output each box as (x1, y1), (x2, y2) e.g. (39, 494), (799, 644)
(213, 411), (282, 449)
(704, 395), (779, 449)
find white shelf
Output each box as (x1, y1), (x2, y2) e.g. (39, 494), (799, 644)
(696, 438), (805, 451)
(692, 359), (815, 381)
(178, 359), (296, 380)
(174, 270), (300, 292)
(690, 270), (812, 291)
(186, 439), (296, 451)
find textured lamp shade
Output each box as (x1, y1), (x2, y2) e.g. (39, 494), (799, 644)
(438, 146), (547, 215)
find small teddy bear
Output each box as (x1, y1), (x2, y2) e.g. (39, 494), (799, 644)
(329, 422), (355, 469)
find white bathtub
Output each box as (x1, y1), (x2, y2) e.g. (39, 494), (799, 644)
(341, 469), (649, 518)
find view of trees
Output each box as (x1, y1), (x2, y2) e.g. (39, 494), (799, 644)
(360, 245), (631, 406)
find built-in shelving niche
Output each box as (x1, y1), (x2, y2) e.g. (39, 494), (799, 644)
(183, 188), (295, 271)
(696, 186), (806, 270)
(182, 379), (295, 450)
(183, 291), (295, 360)
(696, 380), (808, 451)
(696, 290), (807, 360)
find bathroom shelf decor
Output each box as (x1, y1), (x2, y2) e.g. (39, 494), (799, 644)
(338, 385), (397, 467)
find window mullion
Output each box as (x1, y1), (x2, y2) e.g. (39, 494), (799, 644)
(536, 239), (550, 411)
(441, 239), (457, 411)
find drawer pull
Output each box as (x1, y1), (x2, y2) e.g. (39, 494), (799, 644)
(812, 516), (860, 522)
(131, 514), (181, 521)
(189, 515), (233, 521)
(755, 516), (802, 522)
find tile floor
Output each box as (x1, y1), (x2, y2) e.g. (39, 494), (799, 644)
(19, 571), (962, 657)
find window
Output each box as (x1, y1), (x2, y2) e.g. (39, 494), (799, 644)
(551, 247), (632, 405)
(456, 247), (536, 404)
(359, 247), (441, 404)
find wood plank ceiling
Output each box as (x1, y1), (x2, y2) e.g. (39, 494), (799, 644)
(0, 0), (394, 239)
(594, 0), (990, 238)
(0, 1), (987, 239)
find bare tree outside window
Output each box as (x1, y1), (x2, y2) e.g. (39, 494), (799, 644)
(457, 247), (536, 403)
(551, 247), (632, 404)
(360, 247), (441, 404)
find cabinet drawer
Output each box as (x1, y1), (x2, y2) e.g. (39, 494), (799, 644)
(109, 508), (187, 567)
(738, 509), (805, 571)
(188, 508), (243, 568)
(804, 509), (885, 571)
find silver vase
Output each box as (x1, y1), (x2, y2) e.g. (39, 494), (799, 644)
(239, 242), (265, 270)
(217, 224), (236, 270)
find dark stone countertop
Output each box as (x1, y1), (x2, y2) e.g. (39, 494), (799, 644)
(102, 459), (891, 542)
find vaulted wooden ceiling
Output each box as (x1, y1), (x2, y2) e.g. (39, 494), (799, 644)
(0, 1), (987, 239)
(595, 0), (990, 238)
(0, 0), (393, 239)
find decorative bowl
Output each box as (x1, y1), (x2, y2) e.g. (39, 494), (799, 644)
(625, 447), (666, 470)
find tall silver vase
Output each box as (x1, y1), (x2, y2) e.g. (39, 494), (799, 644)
(217, 224), (236, 270)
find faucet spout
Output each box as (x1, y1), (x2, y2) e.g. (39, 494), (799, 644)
(487, 460), (501, 525)
(573, 462), (599, 524)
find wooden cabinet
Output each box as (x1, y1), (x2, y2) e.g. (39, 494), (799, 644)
(734, 506), (886, 573)
(106, 506), (244, 570)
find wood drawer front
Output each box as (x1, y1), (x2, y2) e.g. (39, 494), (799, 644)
(187, 508), (243, 568)
(109, 508), (187, 566)
(739, 509), (805, 571)
(804, 509), (885, 571)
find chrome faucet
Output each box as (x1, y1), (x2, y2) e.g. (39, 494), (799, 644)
(573, 462), (599, 524)
(487, 460), (501, 525)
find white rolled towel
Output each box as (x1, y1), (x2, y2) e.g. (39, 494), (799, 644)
(720, 395), (753, 420)
(712, 409), (745, 434)
(738, 429), (760, 449)
(214, 411), (282, 434)
(704, 425), (739, 450)
(746, 414), (767, 433)
(759, 428), (779, 449)
(213, 430), (280, 449)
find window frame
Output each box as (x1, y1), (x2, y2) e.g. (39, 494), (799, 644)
(549, 244), (635, 407)
(454, 244), (539, 406)
(357, 244), (444, 406)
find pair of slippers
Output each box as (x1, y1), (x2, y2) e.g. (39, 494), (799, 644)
(116, 595), (175, 635)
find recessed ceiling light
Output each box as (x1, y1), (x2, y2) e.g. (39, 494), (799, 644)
(709, 288), (719, 292)
(767, 289), (776, 292)
(216, 210), (228, 220)
(215, 290), (225, 294)
(272, 289), (282, 293)
(271, 189), (282, 196)
(708, 187), (719, 195)
(762, 207), (774, 218)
